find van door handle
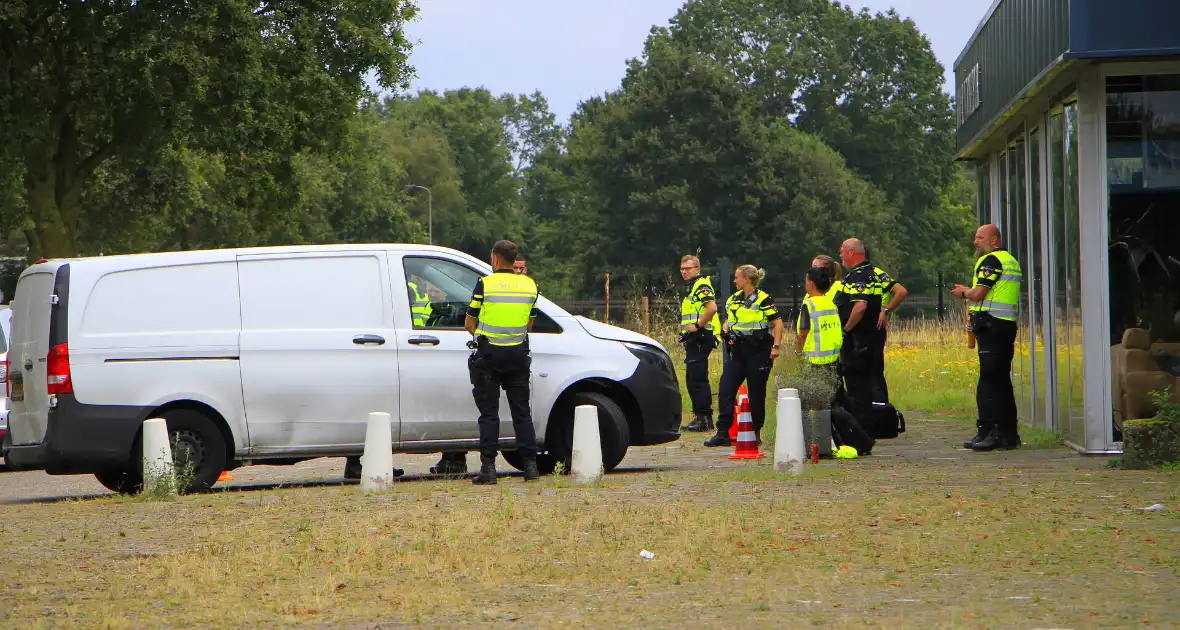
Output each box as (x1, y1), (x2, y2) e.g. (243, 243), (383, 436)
(407, 335), (440, 346)
(353, 334), (386, 346)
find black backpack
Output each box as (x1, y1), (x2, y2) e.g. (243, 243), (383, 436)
(869, 402), (906, 439)
(830, 405), (875, 455)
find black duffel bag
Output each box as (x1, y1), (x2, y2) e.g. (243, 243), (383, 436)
(869, 402), (906, 439)
(831, 405), (875, 455)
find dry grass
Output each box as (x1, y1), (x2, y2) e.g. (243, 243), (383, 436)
(2, 439), (1178, 628)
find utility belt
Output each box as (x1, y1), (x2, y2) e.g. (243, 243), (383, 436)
(679, 327), (717, 346)
(967, 311), (1014, 333)
(722, 329), (772, 348)
(467, 334), (529, 360)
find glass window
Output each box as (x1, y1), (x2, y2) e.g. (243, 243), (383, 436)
(1006, 137), (1032, 423)
(1029, 127), (1045, 428)
(1106, 74), (1180, 437)
(403, 257), (482, 330)
(402, 257), (563, 333)
(1064, 101), (1085, 443)
(975, 160), (991, 225)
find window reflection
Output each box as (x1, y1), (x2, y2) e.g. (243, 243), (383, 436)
(1106, 74), (1180, 438)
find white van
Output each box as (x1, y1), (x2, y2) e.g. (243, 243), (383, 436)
(3, 245), (681, 491)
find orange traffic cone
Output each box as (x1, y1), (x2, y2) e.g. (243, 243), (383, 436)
(728, 383), (749, 441)
(729, 395), (765, 460)
(217, 470), (234, 482)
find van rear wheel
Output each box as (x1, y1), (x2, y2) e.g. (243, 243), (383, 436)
(94, 408), (228, 494)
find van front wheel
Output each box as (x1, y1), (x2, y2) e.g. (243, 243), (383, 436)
(506, 391), (630, 475)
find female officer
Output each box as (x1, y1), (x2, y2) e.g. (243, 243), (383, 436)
(812, 255), (844, 299)
(705, 265), (784, 447)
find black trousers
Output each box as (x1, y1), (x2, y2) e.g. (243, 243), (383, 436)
(975, 316), (1018, 433)
(470, 343), (537, 460)
(840, 334), (875, 428)
(871, 328), (890, 404)
(683, 334), (716, 417)
(716, 341), (772, 433)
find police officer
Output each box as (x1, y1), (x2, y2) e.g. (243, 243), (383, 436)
(869, 257), (908, 404)
(705, 265), (784, 447)
(408, 277), (433, 327)
(834, 238), (881, 427)
(811, 255), (844, 299)
(952, 224), (1023, 451)
(466, 240), (541, 484)
(796, 266), (843, 398)
(513, 254), (529, 275)
(678, 254), (719, 432)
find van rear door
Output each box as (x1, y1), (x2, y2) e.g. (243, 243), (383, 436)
(7, 262), (66, 446)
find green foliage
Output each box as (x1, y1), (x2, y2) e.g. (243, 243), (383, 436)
(0, 0), (418, 259)
(1150, 390), (1180, 425)
(652, 0), (963, 283)
(531, 39), (898, 294)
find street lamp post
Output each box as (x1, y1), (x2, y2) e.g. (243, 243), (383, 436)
(405, 185), (432, 245)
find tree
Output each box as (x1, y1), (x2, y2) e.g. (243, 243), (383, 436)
(0, 0), (417, 260)
(541, 39), (898, 294)
(382, 88), (525, 256)
(656, 0), (957, 274)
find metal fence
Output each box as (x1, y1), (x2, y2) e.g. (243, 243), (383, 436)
(541, 267), (960, 331)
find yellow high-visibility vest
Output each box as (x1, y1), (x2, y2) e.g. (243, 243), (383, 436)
(475, 273), (538, 346)
(797, 294), (842, 365)
(970, 249), (1022, 322)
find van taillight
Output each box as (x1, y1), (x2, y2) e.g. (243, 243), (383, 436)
(47, 343), (71, 395)
(1, 359), (7, 397)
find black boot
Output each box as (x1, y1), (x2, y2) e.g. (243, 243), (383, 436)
(703, 415), (715, 432)
(472, 455), (497, 485)
(430, 452), (468, 476)
(345, 456), (403, 480)
(523, 456), (540, 482)
(963, 422), (988, 449)
(971, 425), (1021, 452)
(681, 414), (709, 432)
(344, 456), (362, 480)
(703, 429), (731, 448)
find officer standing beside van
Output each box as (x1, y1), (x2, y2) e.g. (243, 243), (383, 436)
(952, 224), (1023, 451)
(466, 240), (541, 484)
(678, 254), (719, 433)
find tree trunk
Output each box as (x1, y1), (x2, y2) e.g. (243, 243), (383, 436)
(24, 162), (79, 259)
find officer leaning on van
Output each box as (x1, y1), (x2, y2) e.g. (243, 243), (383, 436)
(677, 254), (719, 433)
(466, 240), (541, 484)
(952, 224), (1023, 452)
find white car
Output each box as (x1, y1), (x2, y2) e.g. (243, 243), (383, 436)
(4, 245), (681, 491)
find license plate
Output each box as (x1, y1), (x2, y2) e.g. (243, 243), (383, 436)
(10, 380), (23, 402)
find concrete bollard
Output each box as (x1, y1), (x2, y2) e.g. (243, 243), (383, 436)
(780, 388), (798, 399)
(571, 405), (603, 484)
(361, 412), (395, 491)
(774, 391), (806, 475)
(142, 418), (175, 494)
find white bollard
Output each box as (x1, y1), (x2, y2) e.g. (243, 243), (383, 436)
(142, 418), (175, 494)
(774, 391), (806, 475)
(361, 412), (395, 491)
(571, 405), (603, 485)
(780, 388), (799, 400)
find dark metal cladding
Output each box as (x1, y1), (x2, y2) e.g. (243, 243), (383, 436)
(954, 0), (1070, 153)
(955, 0), (1180, 154)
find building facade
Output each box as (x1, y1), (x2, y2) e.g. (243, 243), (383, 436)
(956, 0), (1180, 453)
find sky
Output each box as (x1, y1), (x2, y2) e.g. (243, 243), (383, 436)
(399, 0), (997, 122)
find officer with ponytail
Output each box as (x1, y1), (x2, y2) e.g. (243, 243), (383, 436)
(705, 265), (784, 447)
